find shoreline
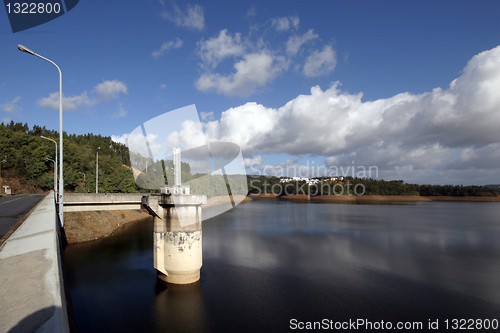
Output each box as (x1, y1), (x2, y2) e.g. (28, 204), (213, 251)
(250, 193), (500, 202)
(64, 193), (498, 244)
(203, 194), (253, 207)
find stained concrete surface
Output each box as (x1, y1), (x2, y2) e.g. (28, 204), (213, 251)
(0, 192), (69, 332)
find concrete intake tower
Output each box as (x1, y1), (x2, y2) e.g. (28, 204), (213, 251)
(146, 147), (207, 284)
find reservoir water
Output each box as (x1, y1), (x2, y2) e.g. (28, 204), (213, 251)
(63, 199), (500, 332)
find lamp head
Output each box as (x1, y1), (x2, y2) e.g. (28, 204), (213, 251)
(18, 44), (35, 55)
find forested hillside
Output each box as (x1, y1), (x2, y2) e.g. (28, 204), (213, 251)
(0, 121), (138, 193)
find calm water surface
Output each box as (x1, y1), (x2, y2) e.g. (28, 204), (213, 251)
(63, 200), (500, 332)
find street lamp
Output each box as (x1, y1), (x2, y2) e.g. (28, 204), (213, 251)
(41, 136), (57, 201)
(96, 147), (100, 193)
(45, 157), (56, 193)
(18, 44), (64, 226)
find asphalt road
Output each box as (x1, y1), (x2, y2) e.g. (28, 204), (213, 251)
(0, 194), (46, 239)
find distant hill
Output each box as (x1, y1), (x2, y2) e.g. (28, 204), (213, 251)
(485, 184), (500, 191)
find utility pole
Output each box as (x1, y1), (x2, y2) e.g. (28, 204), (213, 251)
(96, 147), (100, 193)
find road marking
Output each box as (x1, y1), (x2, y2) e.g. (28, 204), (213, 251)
(0, 196), (25, 206)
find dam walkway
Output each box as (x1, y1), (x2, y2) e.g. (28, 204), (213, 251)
(0, 192), (70, 333)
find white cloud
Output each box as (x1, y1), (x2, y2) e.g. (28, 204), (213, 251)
(152, 38), (183, 58)
(38, 91), (93, 110)
(159, 83), (167, 89)
(195, 22), (337, 97)
(196, 52), (289, 96)
(111, 133), (128, 144)
(166, 119), (207, 151)
(38, 80), (127, 111)
(94, 80), (128, 101)
(112, 106), (127, 118)
(1, 96), (21, 113)
(271, 16), (299, 31)
(197, 30), (245, 69)
(112, 133), (162, 157)
(200, 111), (214, 121)
(303, 45), (337, 77)
(286, 29), (318, 56)
(244, 155), (263, 168)
(195, 46), (500, 184)
(160, 3), (204, 31)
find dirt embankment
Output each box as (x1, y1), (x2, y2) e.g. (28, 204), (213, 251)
(251, 193), (500, 202)
(311, 194), (500, 202)
(64, 209), (151, 244)
(249, 193), (431, 202)
(1, 173), (46, 194)
(310, 195), (432, 202)
(248, 193), (279, 199)
(422, 196), (500, 202)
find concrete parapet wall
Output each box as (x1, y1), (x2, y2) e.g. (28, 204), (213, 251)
(63, 193), (207, 213)
(64, 193), (146, 203)
(0, 192), (70, 332)
(64, 203), (142, 212)
(64, 193), (148, 212)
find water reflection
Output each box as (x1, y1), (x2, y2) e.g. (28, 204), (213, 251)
(154, 281), (208, 332)
(64, 200), (500, 332)
(203, 200), (500, 304)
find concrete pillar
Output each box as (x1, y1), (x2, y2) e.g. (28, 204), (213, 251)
(151, 194), (205, 284)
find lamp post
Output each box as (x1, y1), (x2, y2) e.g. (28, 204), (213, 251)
(45, 157), (56, 193)
(96, 147), (100, 193)
(41, 136), (57, 201)
(18, 44), (64, 226)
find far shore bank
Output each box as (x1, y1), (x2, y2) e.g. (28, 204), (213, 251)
(250, 193), (500, 202)
(203, 194), (253, 207)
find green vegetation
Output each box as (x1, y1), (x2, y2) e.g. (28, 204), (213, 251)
(0, 121), (139, 193)
(349, 178), (500, 197)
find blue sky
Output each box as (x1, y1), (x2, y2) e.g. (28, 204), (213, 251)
(1, 0), (499, 185)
